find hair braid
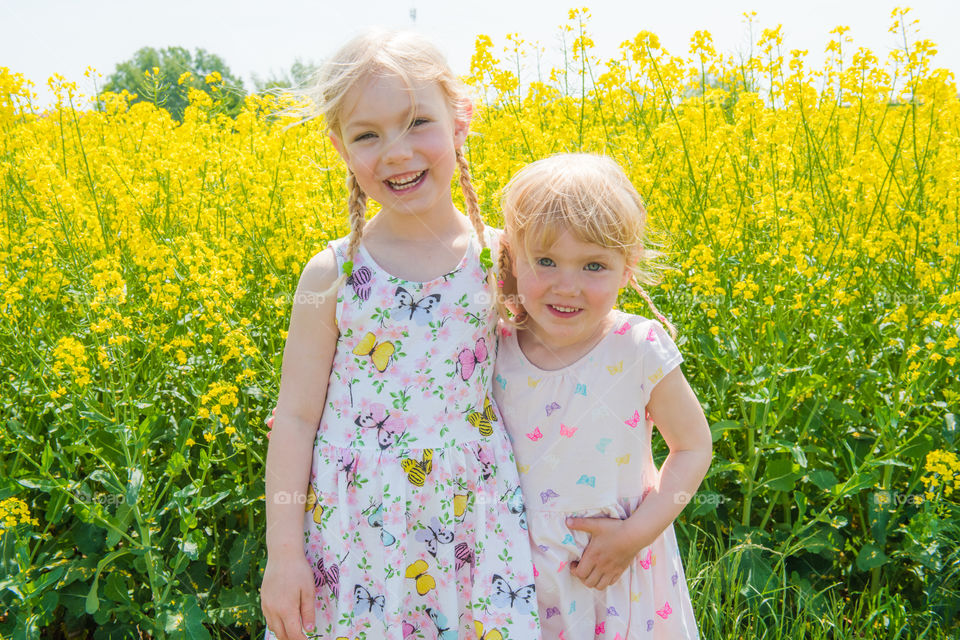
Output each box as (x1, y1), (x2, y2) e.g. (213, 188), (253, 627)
(630, 275), (677, 339)
(344, 169), (368, 269)
(456, 149), (499, 297)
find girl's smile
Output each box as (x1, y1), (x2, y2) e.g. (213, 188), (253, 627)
(513, 230), (632, 364)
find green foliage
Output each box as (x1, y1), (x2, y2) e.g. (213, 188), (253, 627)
(102, 46), (246, 121)
(251, 58), (320, 93)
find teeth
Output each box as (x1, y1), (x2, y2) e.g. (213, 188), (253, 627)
(551, 305), (579, 313)
(386, 171), (424, 189)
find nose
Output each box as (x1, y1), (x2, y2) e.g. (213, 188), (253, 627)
(551, 269), (580, 296)
(382, 133), (413, 164)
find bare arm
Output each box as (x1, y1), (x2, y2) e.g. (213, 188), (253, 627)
(262, 248), (340, 639)
(568, 366), (713, 589)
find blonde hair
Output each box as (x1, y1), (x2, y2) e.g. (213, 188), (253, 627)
(300, 29), (492, 297)
(498, 153), (676, 337)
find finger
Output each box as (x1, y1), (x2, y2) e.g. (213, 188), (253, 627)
(300, 584), (316, 636)
(565, 517), (593, 532)
(283, 611), (307, 640)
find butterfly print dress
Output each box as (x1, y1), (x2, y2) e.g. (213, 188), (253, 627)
(266, 228), (540, 640)
(493, 311), (700, 639)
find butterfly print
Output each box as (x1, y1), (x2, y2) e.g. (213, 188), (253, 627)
(415, 517), (454, 557)
(426, 607), (457, 640)
(394, 286), (441, 325)
(545, 401), (560, 416)
(354, 402), (402, 450)
(639, 549), (653, 569)
(625, 409), (641, 428)
(503, 486), (527, 530)
(314, 557), (339, 599)
(526, 427), (543, 441)
(540, 489), (559, 504)
(352, 584), (385, 619)
(365, 503), (396, 546)
(454, 541), (474, 572)
(559, 423), (577, 437)
(467, 395), (497, 436)
(400, 449), (433, 487)
(352, 332), (395, 372)
(614, 321), (631, 335)
(405, 559), (436, 596)
(346, 265), (373, 301)
(576, 474), (596, 487)
(490, 574), (536, 614)
(458, 337), (488, 380)
(656, 601), (673, 619)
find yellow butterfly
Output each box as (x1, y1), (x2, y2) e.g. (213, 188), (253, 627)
(467, 396), (497, 437)
(304, 485), (324, 524)
(607, 360), (623, 375)
(527, 376), (541, 388)
(405, 559), (436, 596)
(352, 332), (395, 372)
(517, 464), (530, 474)
(648, 366), (664, 383)
(454, 493), (469, 520)
(474, 621), (504, 640)
(401, 449), (434, 487)
(616, 454), (631, 466)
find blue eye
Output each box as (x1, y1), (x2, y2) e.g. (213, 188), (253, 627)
(585, 262), (605, 272)
(536, 257), (555, 267)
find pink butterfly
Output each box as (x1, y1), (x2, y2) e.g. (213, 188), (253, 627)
(526, 427), (543, 441)
(458, 338), (488, 380)
(625, 410), (641, 428)
(454, 541), (474, 572)
(614, 322), (631, 335)
(533, 563), (539, 577)
(638, 549), (653, 569)
(656, 601), (672, 619)
(313, 557), (339, 599)
(646, 326), (657, 342)
(402, 622), (417, 638)
(500, 326), (513, 337)
(545, 401), (560, 416)
(347, 265), (373, 301)
(559, 423), (577, 437)
(595, 622), (606, 634)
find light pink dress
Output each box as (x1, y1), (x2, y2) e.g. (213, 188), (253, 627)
(493, 310), (700, 639)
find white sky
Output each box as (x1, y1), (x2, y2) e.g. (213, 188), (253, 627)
(2, 0), (958, 109)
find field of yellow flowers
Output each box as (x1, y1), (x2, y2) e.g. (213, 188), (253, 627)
(1, 8), (958, 639)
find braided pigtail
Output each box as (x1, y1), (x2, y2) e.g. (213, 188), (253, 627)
(457, 149), (501, 312)
(629, 274), (677, 339)
(344, 169), (368, 271)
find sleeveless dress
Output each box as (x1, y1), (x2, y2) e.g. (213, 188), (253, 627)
(267, 227), (540, 640)
(493, 311), (700, 639)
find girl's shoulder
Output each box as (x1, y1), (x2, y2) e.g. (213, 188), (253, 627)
(611, 311), (682, 360)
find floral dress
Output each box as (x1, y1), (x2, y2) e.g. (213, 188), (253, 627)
(267, 227), (540, 640)
(493, 311), (700, 639)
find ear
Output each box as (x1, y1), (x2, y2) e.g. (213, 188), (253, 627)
(452, 100), (473, 149)
(328, 131), (349, 164)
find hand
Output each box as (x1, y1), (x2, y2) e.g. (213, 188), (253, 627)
(261, 554), (317, 640)
(566, 516), (647, 590)
(266, 408), (276, 438)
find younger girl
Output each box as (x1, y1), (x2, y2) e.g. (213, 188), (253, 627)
(493, 154), (712, 638)
(260, 30), (539, 640)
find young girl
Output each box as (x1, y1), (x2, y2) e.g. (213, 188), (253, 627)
(493, 154), (712, 638)
(260, 30), (539, 640)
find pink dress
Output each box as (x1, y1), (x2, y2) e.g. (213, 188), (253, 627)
(266, 227), (539, 640)
(493, 310), (700, 639)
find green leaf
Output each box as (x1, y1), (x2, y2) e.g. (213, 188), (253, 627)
(808, 469), (838, 491)
(182, 595), (212, 639)
(856, 543), (889, 571)
(765, 455), (798, 492)
(125, 467), (144, 506)
(85, 575), (100, 614)
(943, 413), (956, 445)
(709, 420), (739, 442)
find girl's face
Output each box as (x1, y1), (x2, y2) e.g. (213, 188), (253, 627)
(329, 74), (469, 219)
(512, 229), (631, 352)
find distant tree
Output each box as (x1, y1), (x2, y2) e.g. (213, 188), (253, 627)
(251, 58), (320, 92)
(102, 46), (246, 121)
